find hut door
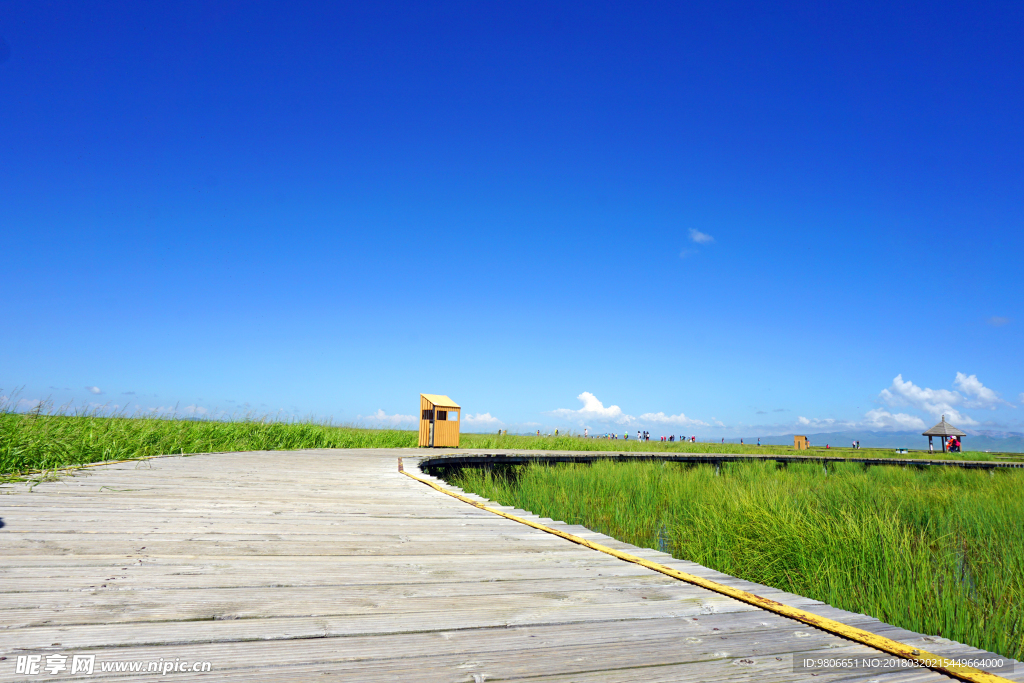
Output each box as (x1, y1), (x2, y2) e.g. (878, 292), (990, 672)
(428, 416), (434, 447)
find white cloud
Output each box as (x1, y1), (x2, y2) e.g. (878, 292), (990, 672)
(954, 372), (1010, 409)
(550, 392), (627, 423)
(85, 386), (102, 394)
(862, 408), (926, 430)
(987, 316), (1010, 327)
(795, 416), (848, 429)
(358, 409), (417, 426)
(689, 228), (714, 244)
(549, 392), (709, 428)
(879, 374), (969, 422)
(17, 398), (42, 410)
(463, 412), (502, 426)
(877, 373), (1012, 426)
(183, 405), (208, 416)
(637, 411), (708, 427)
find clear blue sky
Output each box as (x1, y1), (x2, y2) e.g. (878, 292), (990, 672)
(3, 1), (1022, 437)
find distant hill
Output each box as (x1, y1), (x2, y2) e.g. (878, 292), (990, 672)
(745, 430), (1024, 453)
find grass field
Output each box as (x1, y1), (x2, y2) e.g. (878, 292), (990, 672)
(446, 459), (1023, 660)
(1, 400), (1010, 477)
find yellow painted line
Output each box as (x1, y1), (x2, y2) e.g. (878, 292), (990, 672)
(398, 457), (1013, 683)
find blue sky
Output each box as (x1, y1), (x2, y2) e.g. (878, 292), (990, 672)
(3, 1), (1022, 437)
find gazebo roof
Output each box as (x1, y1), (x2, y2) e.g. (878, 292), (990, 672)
(922, 416), (966, 437)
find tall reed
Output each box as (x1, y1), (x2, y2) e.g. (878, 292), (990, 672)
(449, 460), (1023, 660)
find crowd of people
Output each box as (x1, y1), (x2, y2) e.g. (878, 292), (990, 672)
(566, 430), (703, 442)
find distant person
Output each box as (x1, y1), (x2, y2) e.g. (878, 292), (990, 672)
(757, 437), (760, 446)
(740, 438), (743, 445)
(536, 430), (540, 437)
(691, 436), (695, 443)
(857, 440), (860, 449)
(721, 438), (724, 444)
(826, 444), (830, 449)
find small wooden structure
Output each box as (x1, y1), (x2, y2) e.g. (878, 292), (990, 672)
(794, 435), (809, 450)
(418, 394), (461, 448)
(922, 415), (965, 453)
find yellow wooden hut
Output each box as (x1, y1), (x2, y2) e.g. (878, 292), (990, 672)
(418, 394), (461, 448)
(794, 435), (809, 450)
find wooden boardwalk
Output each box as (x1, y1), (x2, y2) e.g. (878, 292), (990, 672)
(1, 448), (1018, 682)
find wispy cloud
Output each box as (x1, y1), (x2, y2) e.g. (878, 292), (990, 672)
(792, 408), (926, 432)
(463, 412), (502, 426)
(689, 228), (714, 244)
(862, 408), (926, 430)
(796, 416), (848, 429)
(85, 386), (102, 395)
(637, 411), (708, 427)
(358, 409), (416, 426)
(987, 316), (1010, 327)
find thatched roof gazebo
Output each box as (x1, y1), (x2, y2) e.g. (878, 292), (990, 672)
(922, 415), (966, 453)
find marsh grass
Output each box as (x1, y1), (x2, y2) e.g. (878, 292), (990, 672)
(1, 398), (1002, 477)
(0, 405), (417, 475)
(449, 460), (1024, 660)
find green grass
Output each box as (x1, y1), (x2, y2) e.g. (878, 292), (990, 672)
(1, 401), (1009, 477)
(0, 411), (417, 475)
(447, 460), (1024, 660)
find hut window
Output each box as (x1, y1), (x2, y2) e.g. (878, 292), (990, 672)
(436, 410), (447, 421)
(422, 409), (433, 420)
